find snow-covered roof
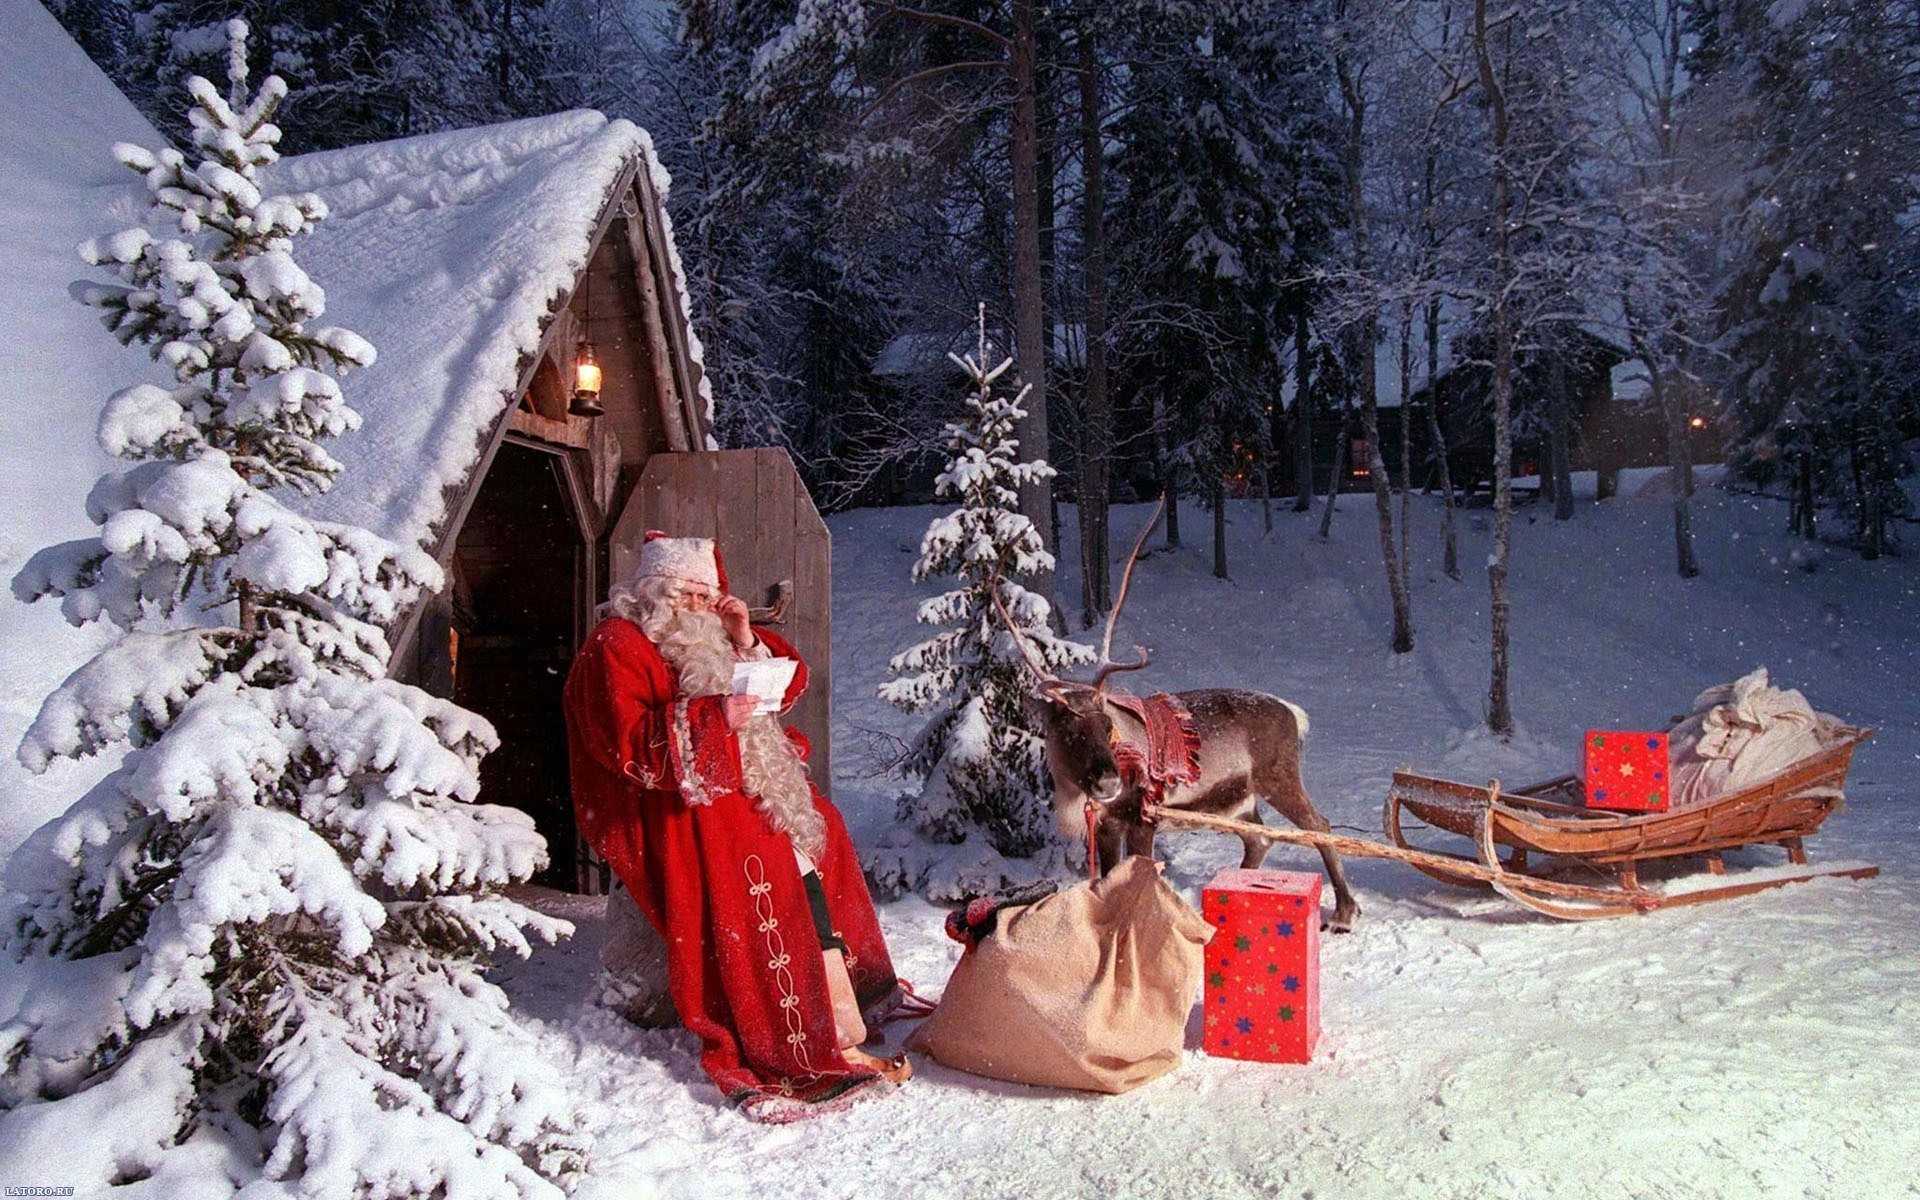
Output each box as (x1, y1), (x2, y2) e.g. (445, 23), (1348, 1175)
(0, 0), (173, 855)
(271, 109), (711, 550)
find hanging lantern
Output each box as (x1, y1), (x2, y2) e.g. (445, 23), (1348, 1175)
(570, 339), (604, 417)
(569, 264), (605, 418)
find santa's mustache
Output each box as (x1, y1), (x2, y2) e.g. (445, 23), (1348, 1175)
(665, 607), (728, 646)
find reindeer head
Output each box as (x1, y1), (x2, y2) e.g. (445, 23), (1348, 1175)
(1027, 681), (1125, 803)
(995, 500), (1163, 811)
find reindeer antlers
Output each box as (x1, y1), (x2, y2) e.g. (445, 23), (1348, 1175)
(986, 499), (1165, 700)
(986, 564), (1066, 695)
(1093, 496), (1165, 694)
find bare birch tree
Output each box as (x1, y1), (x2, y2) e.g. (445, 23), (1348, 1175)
(1331, 0), (1413, 652)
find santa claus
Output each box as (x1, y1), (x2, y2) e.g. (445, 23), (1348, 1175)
(564, 532), (909, 1121)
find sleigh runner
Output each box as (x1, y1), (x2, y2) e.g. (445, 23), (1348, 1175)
(1383, 725), (1877, 919)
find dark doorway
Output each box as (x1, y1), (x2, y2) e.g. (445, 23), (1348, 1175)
(451, 441), (583, 889)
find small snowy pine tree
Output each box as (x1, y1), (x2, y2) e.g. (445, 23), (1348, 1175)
(0, 22), (590, 1197)
(874, 311), (1094, 901)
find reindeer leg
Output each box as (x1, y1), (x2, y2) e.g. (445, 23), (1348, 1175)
(1270, 781), (1361, 932)
(1237, 804), (1269, 870)
(1095, 818), (1127, 878)
(1124, 820), (1156, 867)
(1313, 835), (1361, 933)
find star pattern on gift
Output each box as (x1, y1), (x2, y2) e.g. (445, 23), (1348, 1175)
(1586, 730), (1671, 812)
(1202, 873), (1320, 1063)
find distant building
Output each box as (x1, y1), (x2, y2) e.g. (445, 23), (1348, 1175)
(1399, 329), (1726, 498)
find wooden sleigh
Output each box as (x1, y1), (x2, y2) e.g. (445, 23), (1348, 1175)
(1383, 727), (1878, 920)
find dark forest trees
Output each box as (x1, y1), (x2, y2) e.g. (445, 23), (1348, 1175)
(1686, 0), (1919, 558)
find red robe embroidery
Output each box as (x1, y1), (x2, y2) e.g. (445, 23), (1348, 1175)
(564, 618), (899, 1114)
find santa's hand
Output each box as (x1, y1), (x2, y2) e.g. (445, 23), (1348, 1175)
(725, 694), (759, 729)
(715, 595), (753, 647)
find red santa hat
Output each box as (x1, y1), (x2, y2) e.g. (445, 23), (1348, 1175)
(636, 530), (729, 594)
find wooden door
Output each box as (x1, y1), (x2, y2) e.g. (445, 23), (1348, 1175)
(609, 449), (834, 791)
(449, 442), (586, 890)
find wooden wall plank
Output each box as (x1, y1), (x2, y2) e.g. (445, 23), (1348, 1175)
(790, 467), (832, 789)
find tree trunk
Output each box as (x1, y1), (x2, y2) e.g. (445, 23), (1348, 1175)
(237, 579), (257, 637)
(1649, 364), (1698, 578)
(1155, 390), (1181, 548)
(1337, 36), (1412, 652)
(1359, 346), (1412, 651)
(1213, 478), (1228, 580)
(1794, 453), (1816, 540)
(1318, 399), (1348, 541)
(1548, 345), (1574, 520)
(1475, 0), (1515, 737)
(1010, 0), (1056, 608)
(1397, 308), (1414, 598)
(1037, 33), (1056, 335)
(497, 0), (515, 95)
(1268, 380), (1288, 507)
(1165, 468), (1182, 547)
(1859, 419), (1885, 560)
(1293, 305), (1315, 512)
(1418, 14), (1459, 581)
(1426, 295), (1460, 579)
(1076, 32), (1112, 626)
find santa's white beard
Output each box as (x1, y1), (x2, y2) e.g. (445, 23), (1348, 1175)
(651, 608), (826, 860)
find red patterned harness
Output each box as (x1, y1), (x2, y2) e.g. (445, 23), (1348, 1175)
(1081, 690), (1202, 881)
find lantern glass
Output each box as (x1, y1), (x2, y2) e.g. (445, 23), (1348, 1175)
(570, 340), (604, 417)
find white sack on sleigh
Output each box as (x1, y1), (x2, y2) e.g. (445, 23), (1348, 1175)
(1668, 666), (1846, 809)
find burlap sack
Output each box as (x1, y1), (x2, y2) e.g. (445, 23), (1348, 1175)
(909, 856), (1213, 1094)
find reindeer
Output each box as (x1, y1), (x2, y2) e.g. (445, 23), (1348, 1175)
(997, 506), (1361, 931)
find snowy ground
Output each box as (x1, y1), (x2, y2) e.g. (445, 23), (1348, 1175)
(491, 472), (1920, 1200)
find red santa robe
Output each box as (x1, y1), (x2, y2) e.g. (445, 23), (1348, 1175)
(564, 617), (899, 1117)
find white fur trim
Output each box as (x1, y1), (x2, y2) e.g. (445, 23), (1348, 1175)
(637, 536), (720, 590)
(1282, 700), (1311, 740)
(670, 697), (715, 806)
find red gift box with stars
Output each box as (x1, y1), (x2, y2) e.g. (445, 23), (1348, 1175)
(1201, 868), (1321, 1064)
(1583, 730), (1671, 812)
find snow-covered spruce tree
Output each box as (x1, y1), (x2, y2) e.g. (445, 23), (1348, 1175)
(873, 317), (1094, 902)
(0, 23), (589, 1197)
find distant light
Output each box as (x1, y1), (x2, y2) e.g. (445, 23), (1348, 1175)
(1689, 415), (1706, 429)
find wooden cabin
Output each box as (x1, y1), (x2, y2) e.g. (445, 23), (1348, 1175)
(278, 112), (832, 892)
